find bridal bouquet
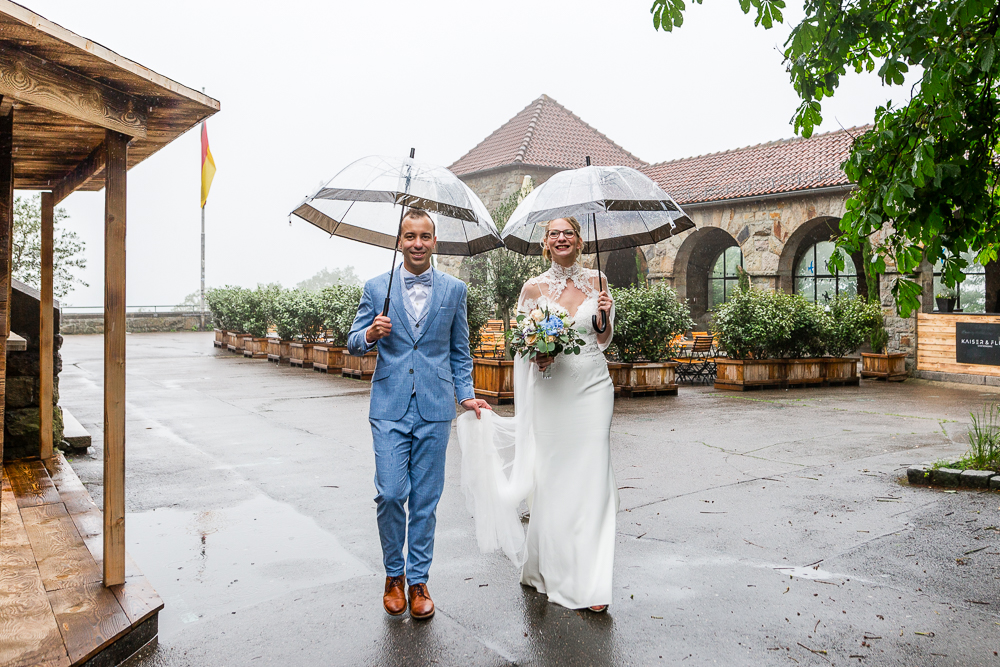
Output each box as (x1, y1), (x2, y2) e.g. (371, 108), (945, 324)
(507, 304), (586, 368)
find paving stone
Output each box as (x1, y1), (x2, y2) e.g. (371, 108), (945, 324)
(991, 476), (1000, 491)
(959, 470), (995, 488)
(930, 468), (964, 486)
(907, 466), (931, 485)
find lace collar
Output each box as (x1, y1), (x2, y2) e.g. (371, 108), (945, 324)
(537, 262), (597, 302)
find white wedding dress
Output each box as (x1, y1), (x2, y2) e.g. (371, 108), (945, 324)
(458, 262), (618, 609)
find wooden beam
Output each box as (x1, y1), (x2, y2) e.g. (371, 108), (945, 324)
(0, 46), (147, 139)
(0, 95), (12, 117)
(103, 129), (127, 587)
(39, 191), (53, 460)
(52, 143), (106, 205)
(0, 109), (12, 465)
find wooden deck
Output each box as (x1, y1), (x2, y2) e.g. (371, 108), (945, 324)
(1, 452), (162, 667)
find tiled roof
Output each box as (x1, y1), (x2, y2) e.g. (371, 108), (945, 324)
(641, 127), (866, 205)
(449, 94), (647, 175)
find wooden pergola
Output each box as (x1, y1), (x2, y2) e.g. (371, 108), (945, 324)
(0, 0), (219, 591)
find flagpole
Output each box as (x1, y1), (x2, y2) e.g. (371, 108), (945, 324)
(200, 201), (206, 330)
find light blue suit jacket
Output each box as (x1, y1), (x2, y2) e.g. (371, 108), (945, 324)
(347, 267), (476, 422)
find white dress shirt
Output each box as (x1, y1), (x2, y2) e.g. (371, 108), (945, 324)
(399, 265), (432, 320)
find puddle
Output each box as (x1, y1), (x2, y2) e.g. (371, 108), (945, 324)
(127, 494), (371, 637)
(771, 566), (840, 580)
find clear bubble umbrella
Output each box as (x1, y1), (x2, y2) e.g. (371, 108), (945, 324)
(501, 159), (695, 332)
(291, 151), (503, 314)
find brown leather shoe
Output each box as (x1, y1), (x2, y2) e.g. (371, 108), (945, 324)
(383, 575), (406, 616)
(408, 583), (435, 619)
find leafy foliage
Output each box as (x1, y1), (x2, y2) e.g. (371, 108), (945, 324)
(12, 194), (87, 298)
(321, 283), (363, 346)
(651, 0), (1000, 316)
(862, 239), (889, 353)
(464, 180), (548, 355)
(466, 284), (493, 354)
(962, 402), (1000, 471)
(713, 283), (877, 358)
(206, 286), (241, 330)
(608, 284), (695, 362)
(296, 266), (361, 291)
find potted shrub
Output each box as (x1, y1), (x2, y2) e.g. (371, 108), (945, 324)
(820, 296), (881, 383)
(267, 288), (298, 364)
(286, 290), (326, 368)
(467, 284), (513, 403)
(222, 287), (254, 353)
(606, 284), (693, 396)
(242, 284), (279, 359)
(859, 241), (908, 381)
(713, 282), (794, 389)
(206, 286), (238, 348)
(314, 284), (362, 373)
(935, 287), (956, 313)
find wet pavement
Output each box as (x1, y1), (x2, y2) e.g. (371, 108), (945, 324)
(60, 333), (999, 666)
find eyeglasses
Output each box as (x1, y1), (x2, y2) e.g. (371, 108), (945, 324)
(547, 230), (577, 240)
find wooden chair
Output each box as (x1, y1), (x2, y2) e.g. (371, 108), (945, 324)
(675, 335), (716, 384)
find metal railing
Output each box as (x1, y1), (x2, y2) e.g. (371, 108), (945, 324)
(61, 305), (208, 315)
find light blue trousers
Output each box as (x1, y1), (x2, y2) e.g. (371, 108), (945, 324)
(370, 395), (451, 585)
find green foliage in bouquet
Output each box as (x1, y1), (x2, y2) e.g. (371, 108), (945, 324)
(609, 283), (694, 363)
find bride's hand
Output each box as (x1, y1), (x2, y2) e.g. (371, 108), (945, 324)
(597, 290), (613, 315)
(534, 354), (554, 371)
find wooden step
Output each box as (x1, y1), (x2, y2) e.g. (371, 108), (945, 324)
(1, 452), (163, 667)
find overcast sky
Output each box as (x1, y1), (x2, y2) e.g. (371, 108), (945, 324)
(24, 0), (916, 307)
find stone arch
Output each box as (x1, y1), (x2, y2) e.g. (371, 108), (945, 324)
(777, 216), (867, 299)
(673, 226), (741, 323)
(604, 247), (648, 287)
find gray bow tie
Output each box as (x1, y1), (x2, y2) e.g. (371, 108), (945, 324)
(404, 273), (432, 289)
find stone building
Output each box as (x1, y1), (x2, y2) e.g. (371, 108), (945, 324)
(444, 94), (1000, 370)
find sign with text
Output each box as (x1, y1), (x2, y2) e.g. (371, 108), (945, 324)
(956, 322), (1000, 366)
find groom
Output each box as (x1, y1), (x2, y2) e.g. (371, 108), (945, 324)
(348, 208), (491, 620)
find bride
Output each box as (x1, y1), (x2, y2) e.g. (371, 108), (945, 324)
(458, 216), (616, 612)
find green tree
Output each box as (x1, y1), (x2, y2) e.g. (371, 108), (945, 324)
(464, 180), (548, 356)
(651, 0), (1000, 316)
(296, 266), (360, 291)
(12, 194), (87, 298)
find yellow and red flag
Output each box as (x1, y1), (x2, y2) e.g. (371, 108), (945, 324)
(200, 121), (216, 208)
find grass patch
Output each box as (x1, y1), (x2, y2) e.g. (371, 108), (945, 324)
(931, 403), (1000, 472)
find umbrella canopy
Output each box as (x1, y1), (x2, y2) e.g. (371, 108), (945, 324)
(501, 165), (694, 255)
(291, 154), (503, 256)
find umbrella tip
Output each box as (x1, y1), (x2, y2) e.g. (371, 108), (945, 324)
(409, 148), (415, 159)
(585, 156), (591, 166)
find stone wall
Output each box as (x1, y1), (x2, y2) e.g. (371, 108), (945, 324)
(61, 311), (208, 335)
(4, 279), (63, 460)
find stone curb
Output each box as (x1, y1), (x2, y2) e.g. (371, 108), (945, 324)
(906, 464), (1000, 490)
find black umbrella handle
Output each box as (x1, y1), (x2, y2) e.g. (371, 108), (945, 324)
(590, 202), (608, 334)
(593, 310), (607, 334)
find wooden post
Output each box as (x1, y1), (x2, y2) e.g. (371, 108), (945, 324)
(39, 192), (54, 460)
(0, 108), (13, 464)
(103, 130), (127, 586)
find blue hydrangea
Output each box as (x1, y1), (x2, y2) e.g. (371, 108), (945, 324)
(541, 315), (563, 335)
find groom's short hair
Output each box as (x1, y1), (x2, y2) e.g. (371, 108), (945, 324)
(402, 208), (436, 235)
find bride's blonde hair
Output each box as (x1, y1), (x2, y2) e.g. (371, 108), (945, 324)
(540, 216), (583, 263)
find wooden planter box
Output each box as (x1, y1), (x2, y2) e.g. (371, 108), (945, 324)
(226, 331), (245, 352)
(861, 352), (907, 381)
(824, 357), (860, 384)
(607, 361), (630, 396)
(313, 345), (347, 373)
(618, 362), (678, 397)
(289, 342), (319, 368)
(267, 339), (293, 364)
(242, 337), (269, 359)
(717, 358), (861, 391)
(786, 358), (825, 385)
(715, 359), (787, 391)
(473, 358), (514, 404)
(343, 350), (378, 380)
(214, 329), (227, 348)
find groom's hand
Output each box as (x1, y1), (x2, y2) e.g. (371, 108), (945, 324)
(461, 398), (492, 419)
(366, 315), (392, 343)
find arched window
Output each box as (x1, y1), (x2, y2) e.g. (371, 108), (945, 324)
(794, 241), (857, 303)
(708, 246), (743, 310)
(933, 251), (986, 312)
